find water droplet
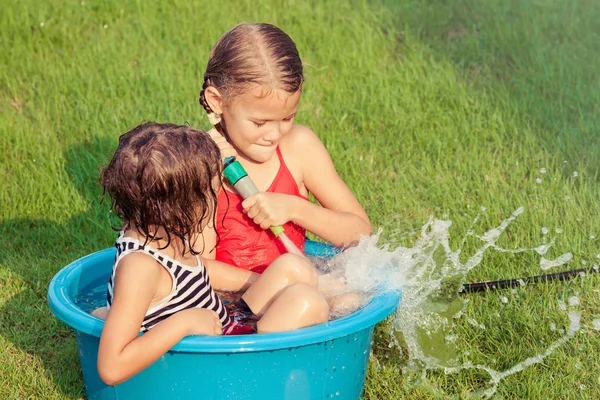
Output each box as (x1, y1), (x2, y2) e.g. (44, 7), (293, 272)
(568, 296), (579, 307)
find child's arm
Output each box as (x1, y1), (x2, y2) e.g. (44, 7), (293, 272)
(243, 124), (372, 247)
(194, 229), (259, 292)
(97, 253), (222, 386)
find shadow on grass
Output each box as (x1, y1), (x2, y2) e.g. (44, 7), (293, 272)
(0, 137), (116, 399)
(378, 0), (600, 173)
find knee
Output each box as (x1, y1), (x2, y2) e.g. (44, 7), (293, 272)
(256, 283), (330, 332)
(267, 254), (319, 286)
(284, 283), (330, 320)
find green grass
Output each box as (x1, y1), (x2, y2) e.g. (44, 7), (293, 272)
(1, 0), (599, 398)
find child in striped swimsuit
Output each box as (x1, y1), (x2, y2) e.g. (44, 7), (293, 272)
(94, 123), (329, 386)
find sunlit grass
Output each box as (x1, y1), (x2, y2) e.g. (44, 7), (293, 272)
(1, 0), (599, 398)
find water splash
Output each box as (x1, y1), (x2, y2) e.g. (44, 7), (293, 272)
(318, 207), (586, 398)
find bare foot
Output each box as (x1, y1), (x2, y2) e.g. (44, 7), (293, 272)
(318, 273), (347, 297)
(328, 292), (362, 317)
(91, 306), (109, 320)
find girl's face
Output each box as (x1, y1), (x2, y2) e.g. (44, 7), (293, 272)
(220, 85), (301, 164)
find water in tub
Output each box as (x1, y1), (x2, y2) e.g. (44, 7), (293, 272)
(76, 207), (592, 398)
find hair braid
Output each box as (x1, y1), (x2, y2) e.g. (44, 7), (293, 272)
(198, 76), (213, 114)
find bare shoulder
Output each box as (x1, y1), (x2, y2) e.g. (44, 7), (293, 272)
(280, 124), (331, 170)
(115, 251), (162, 281)
(281, 124), (324, 149)
(279, 124), (331, 187)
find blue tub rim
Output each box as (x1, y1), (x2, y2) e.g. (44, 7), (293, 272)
(48, 245), (400, 353)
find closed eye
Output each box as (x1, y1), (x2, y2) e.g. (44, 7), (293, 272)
(253, 121), (266, 127)
(283, 114), (296, 122)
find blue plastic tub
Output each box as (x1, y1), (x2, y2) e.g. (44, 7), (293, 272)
(48, 241), (400, 400)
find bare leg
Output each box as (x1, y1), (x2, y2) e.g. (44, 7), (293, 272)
(317, 273), (347, 297)
(318, 274), (363, 316)
(257, 283), (329, 333)
(242, 253), (319, 315)
(91, 306), (109, 320)
(328, 292), (363, 317)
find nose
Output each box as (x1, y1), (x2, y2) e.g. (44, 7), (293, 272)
(263, 123), (281, 142)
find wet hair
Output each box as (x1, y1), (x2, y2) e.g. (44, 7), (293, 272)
(199, 22), (304, 121)
(100, 123), (222, 255)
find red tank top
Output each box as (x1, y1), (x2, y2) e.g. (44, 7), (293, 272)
(215, 147), (307, 273)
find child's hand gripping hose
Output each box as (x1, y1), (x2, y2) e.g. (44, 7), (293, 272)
(223, 156), (306, 258)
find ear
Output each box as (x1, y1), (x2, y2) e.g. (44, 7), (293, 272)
(204, 86), (224, 114)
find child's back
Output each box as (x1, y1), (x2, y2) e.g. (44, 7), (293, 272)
(96, 123), (227, 385)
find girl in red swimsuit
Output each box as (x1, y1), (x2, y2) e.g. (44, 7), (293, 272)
(197, 23), (372, 319)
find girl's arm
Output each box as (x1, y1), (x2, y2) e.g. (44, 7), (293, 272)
(195, 229), (259, 292)
(251, 124), (372, 247)
(97, 252), (221, 385)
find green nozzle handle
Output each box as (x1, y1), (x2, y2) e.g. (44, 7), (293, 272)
(223, 156), (285, 237)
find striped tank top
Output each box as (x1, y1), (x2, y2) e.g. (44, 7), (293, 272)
(106, 235), (231, 332)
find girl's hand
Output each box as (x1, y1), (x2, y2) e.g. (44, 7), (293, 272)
(207, 128), (237, 160)
(241, 192), (299, 230)
(181, 308), (223, 336)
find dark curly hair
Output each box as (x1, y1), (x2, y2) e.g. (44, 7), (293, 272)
(101, 123), (222, 255)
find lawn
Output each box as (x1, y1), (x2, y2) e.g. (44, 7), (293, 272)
(1, 0), (599, 398)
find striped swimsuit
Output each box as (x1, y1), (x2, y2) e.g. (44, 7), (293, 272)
(106, 235), (231, 332)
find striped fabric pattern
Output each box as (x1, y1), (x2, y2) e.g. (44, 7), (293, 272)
(106, 236), (230, 332)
